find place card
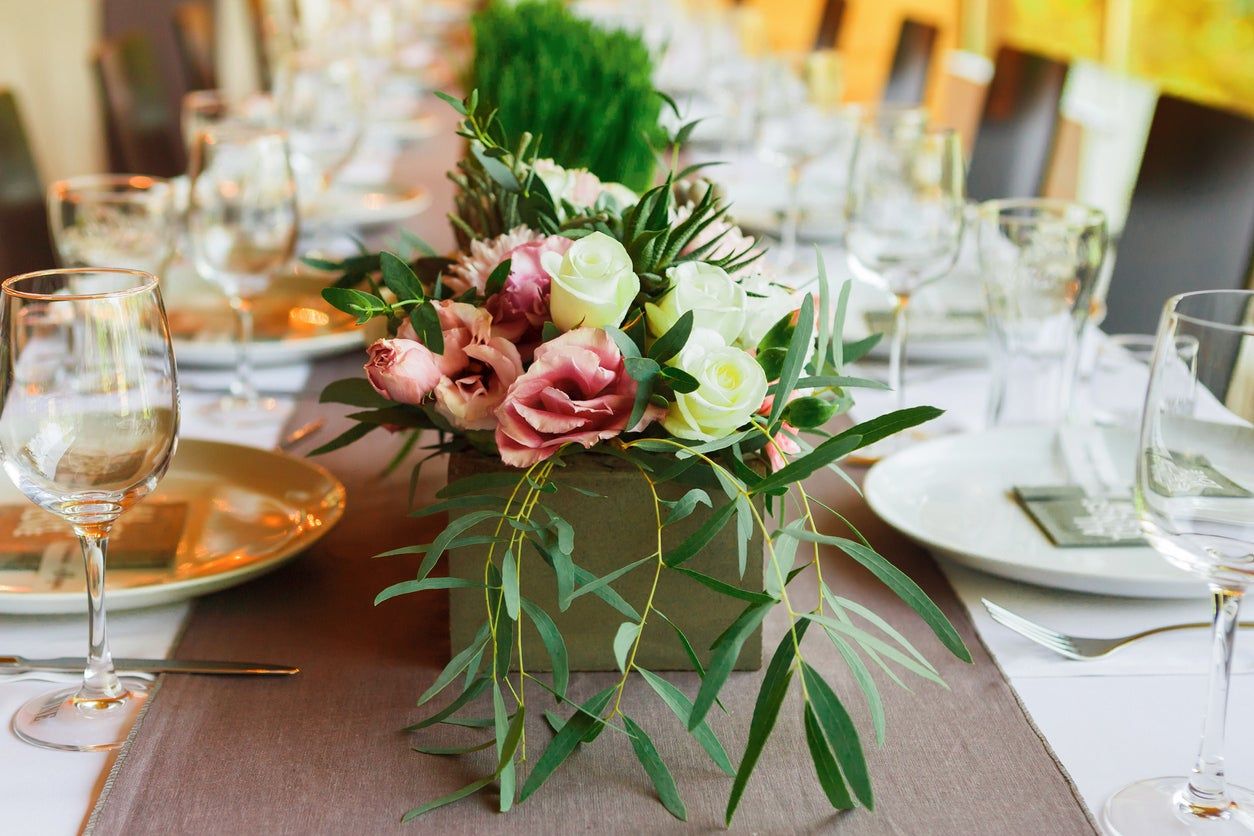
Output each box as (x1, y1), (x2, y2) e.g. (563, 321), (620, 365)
(1145, 451), (1254, 498)
(1013, 485), (1144, 548)
(0, 502), (187, 574)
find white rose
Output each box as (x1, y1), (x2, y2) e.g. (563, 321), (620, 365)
(541, 231), (640, 331)
(737, 272), (805, 349)
(645, 261), (746, 344)
(663, 334), (769, 441)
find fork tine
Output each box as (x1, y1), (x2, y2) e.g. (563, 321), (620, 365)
(982, 600), (1086, 653)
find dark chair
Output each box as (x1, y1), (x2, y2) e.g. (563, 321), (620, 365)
(882, 18), (938, 106)
(172, 1), (217, 91)
(0, 90), (57, 278)
(94, 32), (186, 177)
(1102, 94), (1254, 335)
(814, 0), (847, 50)
(966, 46), (1069, 201)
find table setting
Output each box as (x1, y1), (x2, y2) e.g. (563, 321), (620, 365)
(2, 1), (1252, 834)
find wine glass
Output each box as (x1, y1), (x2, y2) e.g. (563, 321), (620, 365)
(187, 126), (298, 419)
(976, 199), (1108, 427)
(274, 50), (366, 204)
(46, 175), (177, 274)
(755, 103), (855, 271)
(0, 268), (178, 751)
(845, 125), (965, 427)
(1103, 289), (1254, 835)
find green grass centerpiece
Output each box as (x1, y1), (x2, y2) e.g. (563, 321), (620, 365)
(309, 48), (970, 828)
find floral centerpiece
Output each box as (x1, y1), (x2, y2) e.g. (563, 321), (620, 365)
(312, 90), (970, 825)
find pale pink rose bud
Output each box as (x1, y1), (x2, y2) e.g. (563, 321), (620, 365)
(363, 338), (442, 405)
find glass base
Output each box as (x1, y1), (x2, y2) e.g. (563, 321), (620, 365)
(199, 394), (280, 424)
(12, 677), (150, 752)
(1104, 777), (1254, 835)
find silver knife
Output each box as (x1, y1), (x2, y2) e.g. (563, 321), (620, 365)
(0, 655), (299, 676)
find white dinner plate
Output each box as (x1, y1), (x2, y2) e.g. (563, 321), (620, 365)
(302, 182), (432, 230)
(0, 440), (346, 615)
(162, 268), (364, 368)
(863, 425), (1205, 598)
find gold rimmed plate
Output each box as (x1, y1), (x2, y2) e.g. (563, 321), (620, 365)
(0, 440), (346, 614)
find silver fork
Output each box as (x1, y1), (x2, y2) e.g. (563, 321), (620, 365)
(981, 598), (1226, 660)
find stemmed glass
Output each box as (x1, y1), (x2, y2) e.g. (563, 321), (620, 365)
(46, 175), (177, 274)
(274, 50), (366, 205)
(0, 268), (178, 751)
(1103, 289), (1254, 835)
(976, 199), (1108, 427)
(187, 126), (299, 419)
(756, 104), (855, 270)
(845, 125), (965, 424)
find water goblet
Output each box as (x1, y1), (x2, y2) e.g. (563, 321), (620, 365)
(0, 268), (178, 751)
(1103, 289), (1254, 834)
(186, 126), (298, 419)
(46, 175), (176, 275)
(977, 199), (1108, 427)
(845, 125), (965, 436)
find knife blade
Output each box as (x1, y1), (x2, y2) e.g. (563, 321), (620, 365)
(0, 656), (298, 676)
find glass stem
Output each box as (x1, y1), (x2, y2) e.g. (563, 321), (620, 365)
(781, 164), (802, 266)
(888, 293), (909, 411)
(76, 532), (123, 704)
(230, 297), (257, 405)
(1183, 587), (1244, 816)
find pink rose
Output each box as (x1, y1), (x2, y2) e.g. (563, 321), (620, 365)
(485, 237), (572, 349)
(494, 328), (651, 467)
(568, 170), (603, 206)
(398, 300), (491, 377)
(364, 338), (442, 405)
(433, 337), (524, 431)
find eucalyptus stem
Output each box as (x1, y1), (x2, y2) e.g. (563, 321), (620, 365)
(609, 465), (666, 719)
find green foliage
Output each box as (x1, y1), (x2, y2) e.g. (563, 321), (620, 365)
(471, 0), (662, 191)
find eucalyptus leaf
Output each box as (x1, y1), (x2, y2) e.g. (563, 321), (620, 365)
(637, 668), (734, 776)
(375, 576), (484, 606)
(725, 622), (810, 825)
(623, 715), (687, 821)
(521, 598), (569, 698)
(380, 251), (425, 301)
(802, 662), (873, 808)
(501, 549), (520, 620)
(662, 501), (736, 567)
(647, 310), (693, 364)
(309, 422), (376, 456)
(518, 686), (615, 802)
(689, 602), (771, 730)
(803, 703), (856, 810)
(613, 621), (641, 672)
(768, 294), (814, 426)
(493, 683), (516, 812)
(418, 626), (490, 707)
(669, 565), (774, 604)
(320, 377), (392, 408)
(404, 676), (489, 731)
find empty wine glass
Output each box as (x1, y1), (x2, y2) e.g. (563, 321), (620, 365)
(47, 175), (177, 274)
(977, 199), (1108, 427)
(756, 104), (856, 270)
(187, 126), (298, 419)
(845, 125), (965, 430)
(274, 50), (366, 204)
(0, 268), (178, 751)
(1104, 289), (1254, 835)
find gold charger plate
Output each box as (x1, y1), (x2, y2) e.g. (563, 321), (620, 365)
(0, 440), (346, 615)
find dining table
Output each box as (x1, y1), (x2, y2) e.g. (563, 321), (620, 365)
(2, 102), (1250, 836)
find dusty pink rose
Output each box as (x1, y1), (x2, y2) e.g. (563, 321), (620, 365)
(363, 338), (442, 405)
(398, 300), (491, 377)
(485, 236), (573, 348)
(434, 337), (524, 431)
(568, 170), (603, 206)
(494, 328), (651, 467)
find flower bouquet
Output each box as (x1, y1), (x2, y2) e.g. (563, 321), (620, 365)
(313, 90), (970, 825)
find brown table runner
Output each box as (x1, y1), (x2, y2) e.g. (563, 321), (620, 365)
(85, 350), (1098, 834)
